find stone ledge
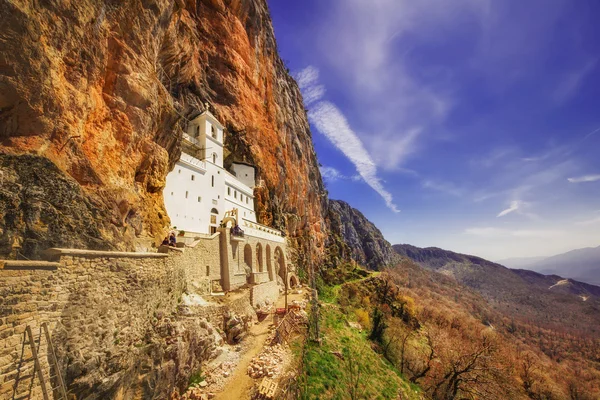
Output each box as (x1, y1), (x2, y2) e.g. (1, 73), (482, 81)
(186, 233), (220, 248)
(158, 245), (185, 254)
(42, 248), (168, 259)
(0, 260), (61, 270)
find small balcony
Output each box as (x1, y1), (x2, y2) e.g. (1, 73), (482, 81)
(182, 132), (200, 146)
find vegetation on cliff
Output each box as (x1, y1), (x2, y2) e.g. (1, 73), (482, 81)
(306, 259), (600, 399)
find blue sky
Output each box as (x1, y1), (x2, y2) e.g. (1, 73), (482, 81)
(268, 0), (600, 260)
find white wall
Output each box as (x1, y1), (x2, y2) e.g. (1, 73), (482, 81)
(224, 172), (256, 223)
(231, 163), (256, 189)
(164, 158), (213, 234)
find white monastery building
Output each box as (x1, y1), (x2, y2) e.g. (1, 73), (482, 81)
(164, 110), (283, 242)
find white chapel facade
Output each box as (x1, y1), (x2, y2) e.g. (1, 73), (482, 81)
(164, 110), (258, 235)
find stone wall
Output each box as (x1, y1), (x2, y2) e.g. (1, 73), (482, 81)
(0, 228), (295, 398)
(0, 249), (214, 399)
(162, 233), (222, 294)
(250, 281), (280, 309)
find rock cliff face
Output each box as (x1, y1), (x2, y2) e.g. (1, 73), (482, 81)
(0, 0), (327, 261)
(327, 200), (398, 270)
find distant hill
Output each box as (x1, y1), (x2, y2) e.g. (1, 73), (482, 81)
(530, 246), (600, 286)
(495, 256), (545, 269)
(392, 243), (600, 335)
(497, 245), (600, 286)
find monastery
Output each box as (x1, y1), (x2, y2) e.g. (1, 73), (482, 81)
(162, 110), (297, 292)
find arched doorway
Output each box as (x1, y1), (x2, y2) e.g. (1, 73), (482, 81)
(275, 246), (286, 285)
(289, 274), (299, 288)
(209, 208), (219, 234)
(256, 243), (263, 272)
(266, 245), (273, 281)
(244, 244), (253, 271)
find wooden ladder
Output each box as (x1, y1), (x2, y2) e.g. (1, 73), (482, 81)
(12, 323), (68, 400)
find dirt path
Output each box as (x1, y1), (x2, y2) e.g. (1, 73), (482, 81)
(213, 316), (272, 400)
(214, 290), (306, 400)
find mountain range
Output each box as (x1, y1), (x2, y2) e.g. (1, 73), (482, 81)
(498, 245), (600, 286)
(392, 243), (600, 336)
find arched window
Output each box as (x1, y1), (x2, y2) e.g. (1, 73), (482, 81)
(212, 153), (217, 164)
(211, 125), (217, 139)
(211, 176), (214, 187)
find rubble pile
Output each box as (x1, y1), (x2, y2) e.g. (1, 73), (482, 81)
(247, 343), (287, 379)
(178, 387), (213, 400)
(223, 311), (250, 344)
(291, 299), (307, 309)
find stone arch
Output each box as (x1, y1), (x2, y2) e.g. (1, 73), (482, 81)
(289, 274), (299, 288)
(256, 243), (263, 272)
(274, 246), (286, 286)
(221, 216), (236, 228)
(244, 244), (253, 271)
(266, 244), (273, 281)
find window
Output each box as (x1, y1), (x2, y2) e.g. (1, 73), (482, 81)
(171, 192), (174, 196)
(185, 191), (188, 199)
(178, 169), (181, 174)
(210, 226), (217, 234)
(211, 125), (217, 139)
(234, 191), (237, 199)
(212, 153), (217, 164)
(197, 196), (201, 202)
(211, 176), (214, 187)
(246, 197), (249, 204)
(191, 175), (195, 181)
(206, 266), (210, 276)
(240, 194), (243, 201)
(196, 126), (200, 136)
(228, 187), (231, 196)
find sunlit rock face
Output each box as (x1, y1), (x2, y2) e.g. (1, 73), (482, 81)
(0, 0), (328, 261)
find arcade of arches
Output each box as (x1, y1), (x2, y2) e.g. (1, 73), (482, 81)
(217, 227), (298, 292)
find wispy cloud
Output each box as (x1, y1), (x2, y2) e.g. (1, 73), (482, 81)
(553, 59), (598, 104)
(299, 67), (400, 212)
(309, 101), (400, 212)
(583, 127), (600, 141)
(497, 200), (520, 217)
(567, 174), (600, 183)
(320, 166), (361, 183)
(422, 180), (463, 197)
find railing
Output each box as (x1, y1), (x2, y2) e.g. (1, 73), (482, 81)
(240, 219), (285, 243)
(182, 132), (200, 146)
(180, 152), (206, 170)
